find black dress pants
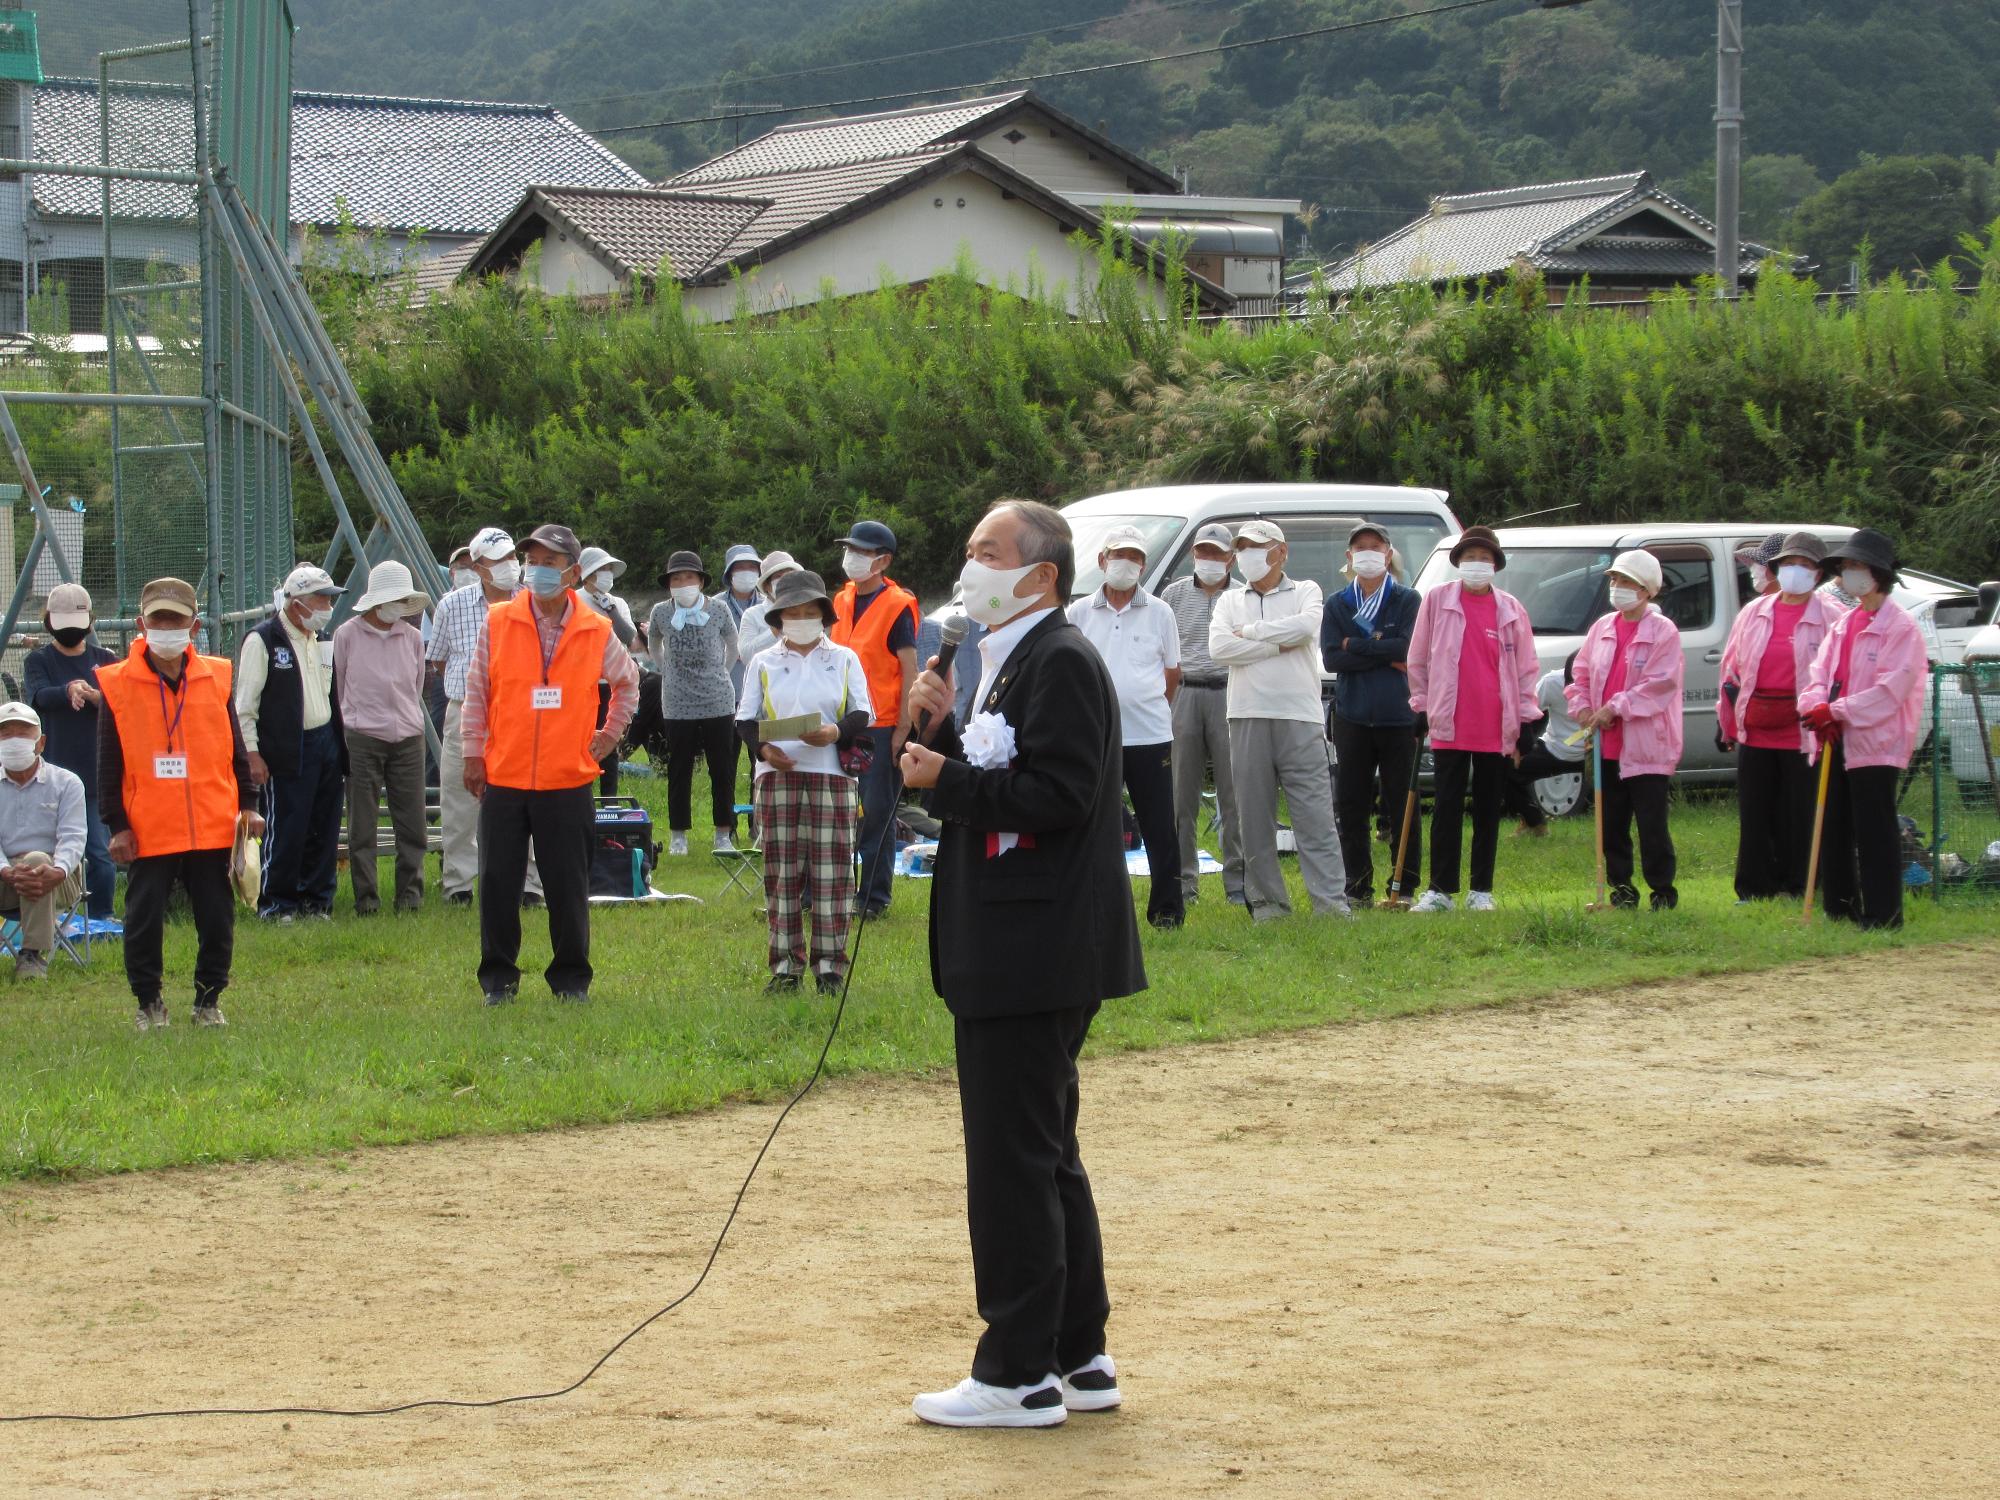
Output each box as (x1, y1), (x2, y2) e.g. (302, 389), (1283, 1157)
(954, 1002), (1109, 1389)
(123, 848), (234, 1007)
(1428, 748), (1505, 896)
(1818, 748), (1903, 929)
(664, 714), (738, 832)
(1735, 743), (1815, 899)
(1123, 741), (1183, 926)
(1332, 717), (1419, 902)
(478, 783), (594, 995)
(1601, 759), (1677, 908)
(259, 722), (343, 915)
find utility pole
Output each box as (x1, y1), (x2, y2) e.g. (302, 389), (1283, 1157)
(1715, 0), (1744, 297)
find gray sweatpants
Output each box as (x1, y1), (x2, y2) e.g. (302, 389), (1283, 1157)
(1230, 716), (1348, 919)
(1171, 684), (1242, 903)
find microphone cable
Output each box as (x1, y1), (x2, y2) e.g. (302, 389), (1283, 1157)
(1, 752), (918, 1424)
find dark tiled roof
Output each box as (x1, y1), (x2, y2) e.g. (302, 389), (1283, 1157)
(667, 94), (1027, 186)
(29, 79), (645, 233)
(1310, 171), (1792, 292)
(530, 186), (772, 281)
(408, 239), (484, 304)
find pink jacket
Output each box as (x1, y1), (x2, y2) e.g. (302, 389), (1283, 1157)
(1798, 598), (1928, 770)
(1717, 591), (1843, 753)
(1565, 605), (1686, 778)
(1407, 582), (1539, 747)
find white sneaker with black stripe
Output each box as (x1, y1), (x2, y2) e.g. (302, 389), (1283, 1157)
(911, 1374), (1066, 1428)
(1060, 1354), (1122, 1412)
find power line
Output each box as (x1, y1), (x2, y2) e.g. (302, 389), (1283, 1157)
(589, 0), (1521, 139)
(554, 0), (1227, 113)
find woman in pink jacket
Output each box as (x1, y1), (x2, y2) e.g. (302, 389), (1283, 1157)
(1406, 526), (1541, 912)
(1797, 528), (1928, 929)
(1717, 531), (1844, 902)
(1567, 550), (1686, 910)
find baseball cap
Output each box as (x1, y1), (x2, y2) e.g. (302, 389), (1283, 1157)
(0, 701), (40, 732)
(1348, 521), (1392, 546)
(840, 520), (897, 554)
(139, 577), (198, 617)
(525, 523), (581, 561)
(282, 564), (341, 600)
(1099, 523), (1149, 558)
(467, 526), (515, 562)
(1234, 519), (1286, 546)
(447, 542), (473, 568)
(1191, 522), (1235, 552)
(45, 582), (92, 629)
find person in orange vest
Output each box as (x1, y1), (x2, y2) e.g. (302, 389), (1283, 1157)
(96, 578), (263, 1032)
(829, 519), (919, 920)
(460, 524), (639, 1004)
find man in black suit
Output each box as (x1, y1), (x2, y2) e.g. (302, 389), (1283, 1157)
(899, 499), (1147, 1429)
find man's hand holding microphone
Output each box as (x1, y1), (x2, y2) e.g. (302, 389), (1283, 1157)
(898, 618), (967, 791)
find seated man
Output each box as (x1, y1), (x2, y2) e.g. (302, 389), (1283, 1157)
(0, 701), (88, 980)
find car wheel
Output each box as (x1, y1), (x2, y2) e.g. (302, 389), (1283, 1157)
(1533, 771), (1587, 819)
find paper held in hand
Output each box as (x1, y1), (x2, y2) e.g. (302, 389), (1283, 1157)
(758, 712), (825, 742)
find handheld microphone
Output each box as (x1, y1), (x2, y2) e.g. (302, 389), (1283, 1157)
(918, 616), (969, 744)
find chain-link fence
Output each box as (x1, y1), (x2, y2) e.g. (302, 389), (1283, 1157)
(1902, 662), (2000, 900)
(0, 0), (293, 688)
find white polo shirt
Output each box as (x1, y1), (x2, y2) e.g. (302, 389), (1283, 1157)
(736, 638), (873, 778)
(1067, 586), (1180, 746)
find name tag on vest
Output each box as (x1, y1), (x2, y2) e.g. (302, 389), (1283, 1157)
(531, 686), (563, 710)
(154, 754), (189, 779)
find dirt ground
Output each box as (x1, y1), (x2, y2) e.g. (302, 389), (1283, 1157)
(3, 948), (1997, 1499)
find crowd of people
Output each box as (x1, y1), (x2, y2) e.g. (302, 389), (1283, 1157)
(0, 504), (1929, 1026)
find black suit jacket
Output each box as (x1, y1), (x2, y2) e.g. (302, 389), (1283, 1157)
(925, 611), (1147, 1019)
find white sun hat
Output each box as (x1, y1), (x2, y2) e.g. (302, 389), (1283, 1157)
(353, 559), (431, 616)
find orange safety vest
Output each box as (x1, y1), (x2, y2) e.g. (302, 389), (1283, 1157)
(831, 578), (917, 728)
(483, 591), (611, 791)
(97, 639), (241, 858)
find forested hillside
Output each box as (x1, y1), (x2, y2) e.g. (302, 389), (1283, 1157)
(275, 0), (1998, 267)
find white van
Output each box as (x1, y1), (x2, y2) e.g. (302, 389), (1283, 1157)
(1061, 482), (1462, 613)
(1414, 523), (1993, 810)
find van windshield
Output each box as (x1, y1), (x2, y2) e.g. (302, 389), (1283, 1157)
(1416, 546), (1617, 635)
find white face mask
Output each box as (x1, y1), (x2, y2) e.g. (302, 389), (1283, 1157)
(372, 605), (403, 626)
(959, 557), (1044, 628)
(781, 617), (825, 646)
(1350, 550), (1388, 579)
(1235, 548), (1272, 583)
(1102, 558), (1143, 592)
(451, 567), (479, 593)
(842, 549), (878, 583)
(486, 559), (521, 592)
(147, 627), (192, 657)
(1840, 567), (1877, 598)
(1777, 563), (1817, 596)
(0, 738), (39, 773)
(1192, 557), (1229, 586)
(1748, 562), (1771, 594)
(1608, 584), (1642, 613)
(671, 584), (704, 609)
(1458, 560), (1495, 588)
(302, 605), (334, 634)
(731, 568), (759, 595)
(593, 570), (615, 594)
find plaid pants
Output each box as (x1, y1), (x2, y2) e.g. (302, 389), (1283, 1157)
(755, 769), (858, 978)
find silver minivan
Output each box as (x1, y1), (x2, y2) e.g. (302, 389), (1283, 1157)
(1414, 522), (1990, 812)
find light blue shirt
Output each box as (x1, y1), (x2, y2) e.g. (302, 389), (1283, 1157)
(0, 758), (88, 876)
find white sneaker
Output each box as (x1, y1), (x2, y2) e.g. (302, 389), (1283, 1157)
(1060, 1354), (1122, 1412)
(1409, 890), (1455, 913)
(911, 1375), (1066, 1428)
(668, 831), (689, 857)
(1466, 890), (1497, 912)
(713, 829), (735, 854)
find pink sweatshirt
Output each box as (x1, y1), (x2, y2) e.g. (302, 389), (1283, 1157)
(1717, 591), (1843, 753)
(1407, 582), (1539, 748)
(1566, 605), (1686, 778)
(1797, 598), (1928, 769)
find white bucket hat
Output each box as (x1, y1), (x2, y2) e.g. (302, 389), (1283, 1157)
(354, 559), (431, 616)
(576, 546), (627, 582)
(1608, 549), (1665, 596)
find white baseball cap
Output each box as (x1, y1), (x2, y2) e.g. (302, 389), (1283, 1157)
(1608, 549), (1665, 596)
(1099, 524), (1148, 558)
(0, 701), (40, 732)
(282, 564), (341, 600)
(467, 526), (515, 562)
(45, 582), (93, 630)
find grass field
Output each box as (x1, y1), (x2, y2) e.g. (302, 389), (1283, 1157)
(2, 771), (1996, 1183)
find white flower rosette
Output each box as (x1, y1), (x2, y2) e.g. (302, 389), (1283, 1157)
(959, 711), (1027, 855)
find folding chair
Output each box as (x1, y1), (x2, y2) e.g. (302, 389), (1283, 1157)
(713, 846), (766, 911)
(0, 871), (94, 968)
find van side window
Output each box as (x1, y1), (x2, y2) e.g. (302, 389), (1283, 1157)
(1642, 543), (1717, 631)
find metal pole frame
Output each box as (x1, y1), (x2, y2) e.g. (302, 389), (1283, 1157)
(1715, 0), (1744, 298)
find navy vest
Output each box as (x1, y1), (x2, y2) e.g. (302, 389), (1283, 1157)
(247, 614), (340, 777)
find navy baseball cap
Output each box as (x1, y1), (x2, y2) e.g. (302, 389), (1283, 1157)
(840, 520), (897, 554)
